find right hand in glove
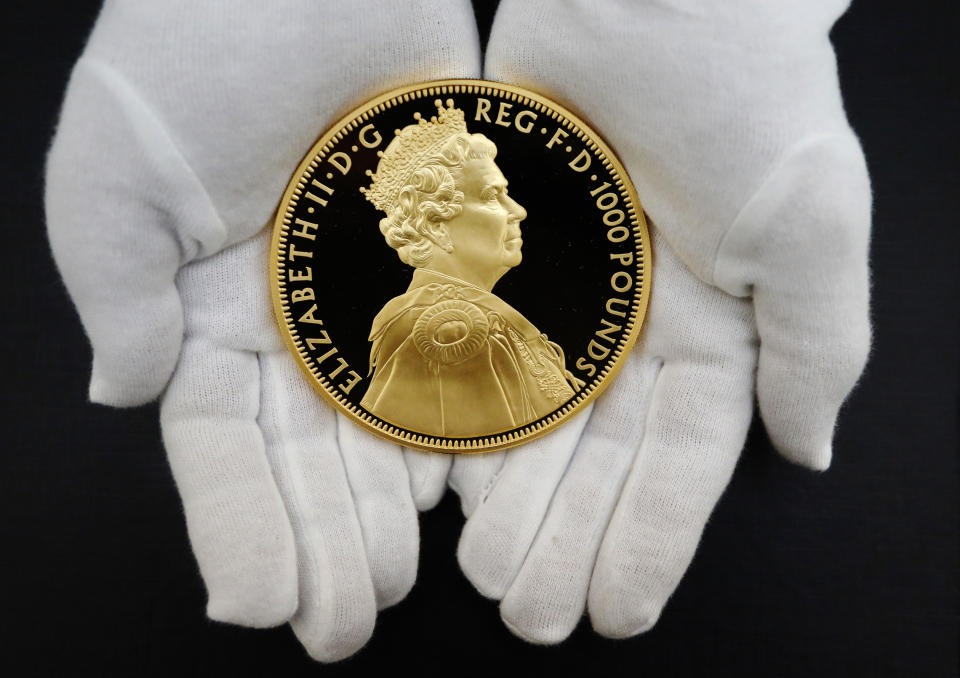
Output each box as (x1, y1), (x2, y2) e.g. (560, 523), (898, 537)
(448, 0), (872, 643)
(45, 0), (480, 661)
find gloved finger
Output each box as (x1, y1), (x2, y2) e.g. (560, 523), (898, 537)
(448, 451), (507, 518)
(259, 352), (377, 662)
(404, 448), (452, 511)
(159, 232), (298, 627)
(160, 336), (297, 628)
(587, 231), (757, 638)
(456, 405), (592, 600)
(586, 359), (753, 637)
(496, 353), (660, 644)
(47, 59), (224, 406)
(337, 415), (419, 610)
(713, 134), (871, 469)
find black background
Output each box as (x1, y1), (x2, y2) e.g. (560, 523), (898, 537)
(282, 86), (642, 437)
(1, 1), (956, 676)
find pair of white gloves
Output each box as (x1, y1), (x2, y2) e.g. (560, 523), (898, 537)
(46, 0), (871, 662)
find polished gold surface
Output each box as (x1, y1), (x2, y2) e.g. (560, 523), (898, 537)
(359, 100), (579, 437)
(270, 80), (650, 453)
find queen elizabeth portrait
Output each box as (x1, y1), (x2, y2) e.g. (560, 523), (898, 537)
(358, 100), (582, 437)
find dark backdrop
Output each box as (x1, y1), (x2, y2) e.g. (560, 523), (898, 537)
(1, 1), (956, 676)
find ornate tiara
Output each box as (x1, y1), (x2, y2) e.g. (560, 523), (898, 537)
(361, 99), (468, 214)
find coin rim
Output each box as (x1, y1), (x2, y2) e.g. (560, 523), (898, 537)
(270, 79), (652, 454)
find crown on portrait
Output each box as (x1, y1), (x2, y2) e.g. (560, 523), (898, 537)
(361, 99), (468, 214)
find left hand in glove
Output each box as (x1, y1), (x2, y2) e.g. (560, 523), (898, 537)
(44, 0), (478, 660)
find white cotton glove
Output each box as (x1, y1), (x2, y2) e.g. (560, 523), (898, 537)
(45, 0), (477, 661)
(449, 0), (871, 643)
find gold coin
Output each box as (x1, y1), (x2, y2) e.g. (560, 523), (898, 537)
(271, 80), (650, 453)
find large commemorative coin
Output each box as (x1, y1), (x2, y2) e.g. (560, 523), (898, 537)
(271, 80), (651, 453)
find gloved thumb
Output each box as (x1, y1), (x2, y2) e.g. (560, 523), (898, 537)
(46, 59), (226, 406)
(713, 133), (872, 469)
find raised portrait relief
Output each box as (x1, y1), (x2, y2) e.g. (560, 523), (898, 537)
(359, 100), (583, 437)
